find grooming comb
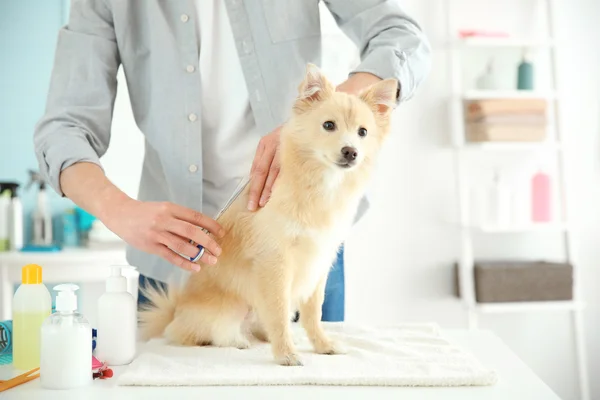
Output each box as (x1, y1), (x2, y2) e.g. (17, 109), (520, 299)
(179, 176), (250, 262)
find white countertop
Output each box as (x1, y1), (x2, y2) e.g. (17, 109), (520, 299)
(0, 246), (127, 266)
(0, 329), (560, 400)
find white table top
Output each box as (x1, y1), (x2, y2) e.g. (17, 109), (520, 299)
(0, 246), (127, 266)
(0, 329), (559, 400)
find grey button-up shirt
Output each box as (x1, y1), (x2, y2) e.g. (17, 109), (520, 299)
(34, 0), (431, 284)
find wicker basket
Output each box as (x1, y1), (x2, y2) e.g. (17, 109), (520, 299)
(454, 261), (573, 303)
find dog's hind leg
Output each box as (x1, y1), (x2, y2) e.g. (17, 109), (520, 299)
(164, 296), (250, 349)
(198, 291), (251, 349)
(245, 310), (269, 342)
(163, 306), (211, 346)
(208, 301), (251, 350)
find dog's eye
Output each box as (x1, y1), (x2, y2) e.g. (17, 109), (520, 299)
(358, 127), (368, 137)
(322, 121), (336, 131)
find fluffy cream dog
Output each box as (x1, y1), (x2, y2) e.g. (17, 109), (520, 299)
(140, 64), (397, 366)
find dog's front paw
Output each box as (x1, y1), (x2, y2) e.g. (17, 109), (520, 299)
(276, 353), (303, 366)
(315, 339), (347, 355)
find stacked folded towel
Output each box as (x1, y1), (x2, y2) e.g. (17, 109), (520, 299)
(464, 99), (547, 142)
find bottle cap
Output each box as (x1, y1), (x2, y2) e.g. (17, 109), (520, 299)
(22, 264), (43, 284)
(0, 182), (19, 198)
(106, 265), (131, 292)
(54, 283), (79, 312)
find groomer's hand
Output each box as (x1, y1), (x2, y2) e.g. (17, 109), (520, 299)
(248, 126), (281, 211)
(104, 199), (225, 272)
(59, 162), (224, 272)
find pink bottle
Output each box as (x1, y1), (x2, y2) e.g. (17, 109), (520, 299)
(531, 171), (551, 222)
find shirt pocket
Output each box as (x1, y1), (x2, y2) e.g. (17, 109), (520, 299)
(261, 0), (321, 43)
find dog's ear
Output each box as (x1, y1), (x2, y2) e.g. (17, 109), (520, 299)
(359, 79), (398, 116)
(294, 64), (334, 113)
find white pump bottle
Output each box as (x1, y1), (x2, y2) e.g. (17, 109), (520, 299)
(96, 265), (137, 365)
(40, 284), (92, 389)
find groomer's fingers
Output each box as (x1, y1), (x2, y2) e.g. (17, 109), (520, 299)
(168, 204), (225, 238)
(167, 220), (222, 259)
(248, 145), (275, 211)
(248, 127), (281, 211)
(259, 155), (280, 207)
(163, 232), (219, 266)
(155, 244), (201, 272)
(251, 140), (266, 175)
(248, 148), (270, 211)
(196, 249), (218, 265)
(158, 232), (202, 260)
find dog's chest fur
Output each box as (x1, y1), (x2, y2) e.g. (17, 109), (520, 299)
(282, 205), (355, 303)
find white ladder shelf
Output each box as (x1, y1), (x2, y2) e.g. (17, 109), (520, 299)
(444, 0), (590, 399)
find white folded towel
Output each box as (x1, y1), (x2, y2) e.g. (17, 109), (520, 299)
(118, 323), (497, 387)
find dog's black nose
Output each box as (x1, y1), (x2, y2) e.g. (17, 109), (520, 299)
(341, 146), (358, 162)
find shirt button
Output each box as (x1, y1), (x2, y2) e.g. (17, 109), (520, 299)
(180, 14), (189, 22)
(242, 40), (251, 54)
(186, 65), (195, 73)
(188, 113), (197, 122)
(188, 164), (198, 173)
(254, 90), (261, 102)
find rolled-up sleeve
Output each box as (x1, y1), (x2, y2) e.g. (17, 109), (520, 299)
(34, 0), (120, 195)
(323, 0), (431, 103)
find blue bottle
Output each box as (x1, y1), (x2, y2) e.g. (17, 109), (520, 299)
(62, 208), (79, 247)
(517, 51), (534, 90)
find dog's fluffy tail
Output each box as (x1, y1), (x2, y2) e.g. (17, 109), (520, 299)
(138, 282), (179, 341)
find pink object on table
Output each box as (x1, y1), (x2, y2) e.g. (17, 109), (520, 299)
(92, 356), (103, 371)
(458, 30), (510, 38)
(531, 171), (551, 222)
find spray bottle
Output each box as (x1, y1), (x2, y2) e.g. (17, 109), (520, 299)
(40, 284), (92, 389)
(0, 184), (10, 251)
(0, 182), (23, 251)
(4, 183), (23, 251)
(27, 170), (53, 246)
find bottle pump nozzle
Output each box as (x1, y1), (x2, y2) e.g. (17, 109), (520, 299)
(106, 265), (133, 292)
(26, 170), (46, 191)
(54, 283), (79, 312)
